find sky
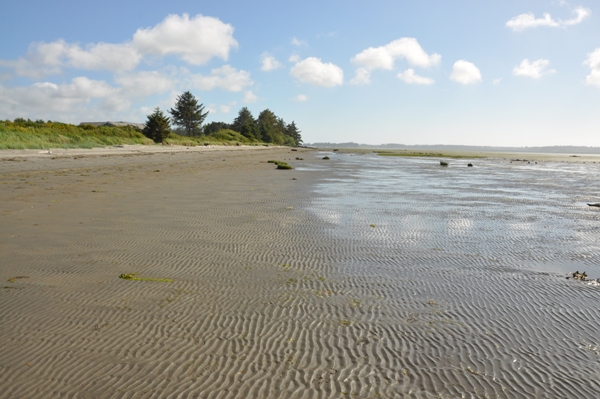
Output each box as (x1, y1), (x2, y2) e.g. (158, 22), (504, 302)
(0, 0), (599, 146)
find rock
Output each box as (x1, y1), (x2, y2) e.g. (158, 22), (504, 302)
(587, 203), (600, 207)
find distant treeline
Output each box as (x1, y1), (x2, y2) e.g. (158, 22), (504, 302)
(182, 107), (302, 147)
(144, 91), (302, 147)
(310, 142), (600, 155)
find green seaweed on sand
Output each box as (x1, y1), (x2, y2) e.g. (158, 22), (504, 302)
(440, 161), (449, 166)
(267, 160), (293, 169)
(7, 276), (28, 283)
(322, 156), (330, 160)
(119, 273), (173, 283)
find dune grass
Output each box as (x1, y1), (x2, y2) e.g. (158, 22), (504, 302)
(0, 120), (153, 149)
(0, 120), (267, 149)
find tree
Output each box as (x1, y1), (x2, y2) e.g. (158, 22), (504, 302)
(203, 121), (231, 135)
(285, 121), (302, 146)
(143, 107), (171, 143)
(232, 107), (258, 140)
(257, 109), (284, 144)
(169, 91), (209, 136)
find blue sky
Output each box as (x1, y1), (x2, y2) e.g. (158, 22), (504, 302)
(1, 0), (599, 146)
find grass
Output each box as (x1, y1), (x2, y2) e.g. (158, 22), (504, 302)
(0, 120), (268, 149)
(376, 150), (484, 159)
(0, 120), (153, 149)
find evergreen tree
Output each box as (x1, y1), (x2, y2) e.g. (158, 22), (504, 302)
(143, 107), (171, 143)
(169, 91), (209, 136)
(285, 121), (302, 145)
(257, 109), (284, 144)
(203, 121), (231, 135)
(232, 107), (258, 140)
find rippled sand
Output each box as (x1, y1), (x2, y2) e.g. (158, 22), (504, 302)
(1, 148), (599, 398)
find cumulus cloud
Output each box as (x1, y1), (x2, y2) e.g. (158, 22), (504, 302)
(0, 77), (118, 120)
(290, 57), (343, 87)
(512, 59), (556, 78)
(242, 90), (258, 103)
(132, 14), (238, 65)
(114, 71), (174, 96)
(349, 68), (371, 85)
(260, 53), (282, 71)
(584, 48), (600, 88)
(295, 94), (308, 102)
(288, 53), (301, 63)
(0, 40), (141, 78)
(506, 6), (590, 31)
(191, 65), (253, 92)
(352, 38), (441, 71)
(397, 69), (434, 85)
(450, 60), (482, 85)
(0, 13), (237, 77)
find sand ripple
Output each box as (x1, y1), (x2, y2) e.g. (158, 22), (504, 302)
(1, 150), (599, 398)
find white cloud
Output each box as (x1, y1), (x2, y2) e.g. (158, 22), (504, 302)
(132, 14), (238, 65)
(0, 13), (238, 78)
(191, 65), (253, 92)
(506, 6), (590, 31)
(450, 60), (482, 85)
(290, 57), (343, 87)
(260, 53), (282, 71)
(397, 69), (434, 85)
(115, 71), (173, 96)
(351, 37), (441, 71)
(291, 37), (307, 47)
(0, 77), (118, 121)
(584, 48), (600, 88)
(242, 90), (258, 103)
(0, 40), (141, 78)
(493, 78), (502, 85)
(512, 59), (556, 79)
(219, 101), (236, 113)
(350, 68), (371, 85)
(295, 94), (308, 102)
(288, 53), (300, 63)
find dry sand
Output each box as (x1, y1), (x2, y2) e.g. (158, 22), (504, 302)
(1, 146), (599, 398)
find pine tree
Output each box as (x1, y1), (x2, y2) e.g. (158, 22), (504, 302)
(169, 91), (209, 136)
(232, 107), (258, 140)
(285, 121), (302, 146)
(143, 107), (171, 143)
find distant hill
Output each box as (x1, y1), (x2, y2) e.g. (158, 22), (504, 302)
(307, 142), (600, 155)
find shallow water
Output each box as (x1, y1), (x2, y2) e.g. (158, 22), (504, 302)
(297, 153), (600, 398)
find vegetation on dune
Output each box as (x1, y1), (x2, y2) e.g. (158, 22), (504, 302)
(1, 91), (303, 149)
(0, 119), (153, 149)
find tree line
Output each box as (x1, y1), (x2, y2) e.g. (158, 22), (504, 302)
(143, 91), (302, 146)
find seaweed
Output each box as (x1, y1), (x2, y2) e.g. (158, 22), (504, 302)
(119, 273), (173, 283)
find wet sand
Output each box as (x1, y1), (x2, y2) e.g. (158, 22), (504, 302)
(1, 147), (599, 398)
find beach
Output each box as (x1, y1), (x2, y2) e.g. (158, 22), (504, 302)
(1, 147), (599, 398)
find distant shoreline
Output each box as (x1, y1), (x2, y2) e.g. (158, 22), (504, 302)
(309, 143), (600, 155)
(314, 147), (600, 163)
